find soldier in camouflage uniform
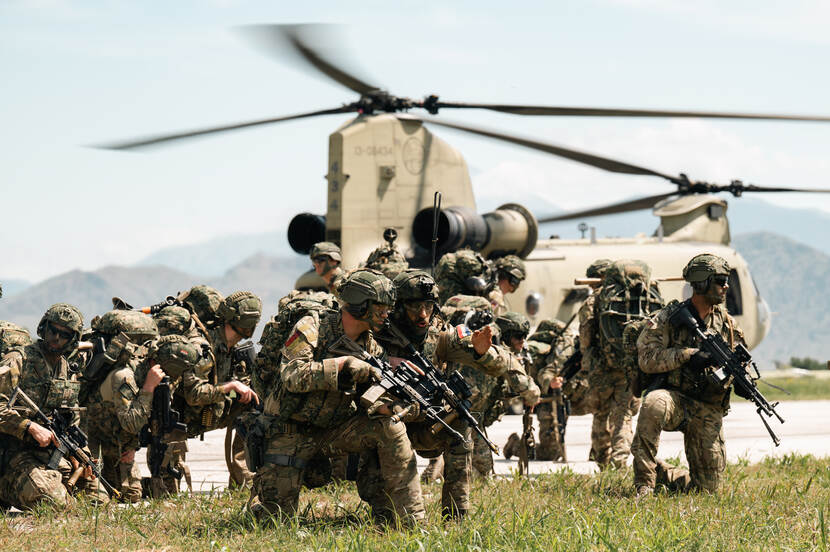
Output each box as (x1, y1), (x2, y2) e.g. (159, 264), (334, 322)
(364, 230), (409, 280)
(310, 242), (345, 295)
(590, 260), (661, 469)
(577, 259), (611, 461)
(463, 309), (540, 477)
(632, 254), (744, 496)
(84, 310), (163, 502)
(158, 291), (262, 491)
(435, 249), (492, 305)
(488, 255), (527, 316)
(250, 269), (425, 525)
(0, 304), (109, 510)
(366, 270), (525, 518)
(505, 319), (574, 462)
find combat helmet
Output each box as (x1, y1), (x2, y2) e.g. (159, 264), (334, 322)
(309, 242), (342, 262)
(683, 253), (730, 293)
(340, 269), (396, 308)
(528, 318), (567, 344)
(92, 309), (159, 344)
(37, 303), (84, 353)
(365, 245), (409, 279)
(217, 291), (263, 335)
(146, 334), (200, 379)
(493, 255), (526, 286)
(586, 258), (612, 279)
(393, 270), (439, 304)
(154, 305), (193, 336)
(496, 311), (531, 342)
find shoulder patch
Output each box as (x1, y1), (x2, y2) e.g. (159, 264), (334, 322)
(293, 316), (319, 347)
(457, 325), (472, 339)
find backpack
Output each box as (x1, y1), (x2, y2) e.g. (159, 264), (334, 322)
(176, 285), (224, 328)
(253, 290), (339, 397)
(435, 249), (489, 304)
(595, 259), (664, 369)
(0, 320), (32, 356)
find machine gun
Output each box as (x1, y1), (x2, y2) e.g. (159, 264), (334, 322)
(139, 376), (187, 479)
(670, 303), (784, 446)
(231, 340), (257, 379)
(8, 386), (120, 498)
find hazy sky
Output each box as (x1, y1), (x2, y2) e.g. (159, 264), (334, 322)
(3, 0), (830, 281)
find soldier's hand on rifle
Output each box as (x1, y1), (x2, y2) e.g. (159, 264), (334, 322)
(27, 421), (58, 448)
(549, 376), (563, 391)
(471, 326), (493, 355)
(142, 364), (165, 393)
(521, 387), (541, 409)
(689, 350), (716, 371)
(223, 380), (259, 405)
(338, 357), (382, 383)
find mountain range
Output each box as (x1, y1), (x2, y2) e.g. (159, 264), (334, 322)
(1, 230), (828, 369)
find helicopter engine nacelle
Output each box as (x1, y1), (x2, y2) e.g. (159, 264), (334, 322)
(412, 203), (538, 259)
(288, 213), (327, 255)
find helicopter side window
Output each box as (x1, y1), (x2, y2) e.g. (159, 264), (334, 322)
(726, 269), (743, 316)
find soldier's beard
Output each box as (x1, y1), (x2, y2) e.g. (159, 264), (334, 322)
(704, 284), (727, 306)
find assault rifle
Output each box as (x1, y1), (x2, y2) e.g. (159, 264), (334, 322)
(232, 341), (257, 378)
(518, 407), (535, 475)
(139, 376), (187, 479)
(670, 303), (784, 446)
(8, 386), (120, 497)
(358, 339), (500, 453)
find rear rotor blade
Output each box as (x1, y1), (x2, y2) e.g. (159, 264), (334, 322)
(537, 192), (678, 223)
(408, 115), (676, 180)
(95, 106), (355, 150)
(432, 102), (830, 123)
(240, 24), (380, 96)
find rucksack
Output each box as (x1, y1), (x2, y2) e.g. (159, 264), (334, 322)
(0, 320), (32, 356)
(176, 285), (224, 328)
(253, 290), (339, 397)
(435, 249), (489, 304)
(595, 259), (664, 369)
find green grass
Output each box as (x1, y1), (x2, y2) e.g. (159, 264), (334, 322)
(3, 455), (829, 551)
(742, 374), (830, 401)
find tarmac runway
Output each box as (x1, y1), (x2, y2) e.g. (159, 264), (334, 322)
(141, 400), (828, 492)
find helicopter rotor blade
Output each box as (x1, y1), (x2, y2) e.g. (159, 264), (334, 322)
(710, 183), (830, 194)
(239, 24), (380, 96)
(429, 102), (830, 123)
(536, 192), (678, 223)
(408, 115), (676, 180)
(94, 106), (356, 150)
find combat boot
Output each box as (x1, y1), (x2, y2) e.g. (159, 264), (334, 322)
(502, 433), (521, 460)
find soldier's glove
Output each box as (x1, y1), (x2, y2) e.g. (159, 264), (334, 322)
(339, 357), (382, 389)
(689, 351), (716, 371)
(521, 386), (541, 408)
(391, 401), (421, 423)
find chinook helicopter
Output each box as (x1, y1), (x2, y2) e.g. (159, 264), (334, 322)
(103, 24), (830, 350)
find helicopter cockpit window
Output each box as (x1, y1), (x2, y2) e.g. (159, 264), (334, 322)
(707, 204), (725, 220)
(726, 269), (743, 316)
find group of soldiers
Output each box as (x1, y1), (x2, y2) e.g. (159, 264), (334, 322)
(0, 235), (747, 522)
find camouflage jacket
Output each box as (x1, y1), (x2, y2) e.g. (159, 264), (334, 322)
(85, 355), (153, 451)
(533, 331), (578, 393)
(0, 341), (79, 440)
(637, 299), (745, 406)
(460, 345), (538, 424)
(263, 314), (383, 429)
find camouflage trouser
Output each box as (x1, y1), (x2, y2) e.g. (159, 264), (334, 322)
(250, 415), (424, 525)
(0, 448), (110, 511)
(535, 402), (564, 462)
(90, 442), (142, 503)
(631, 389), (725, 493)
(590, 371), (639, 468)
(225, 423), (253, 488)
(407, 420), (472, 516)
